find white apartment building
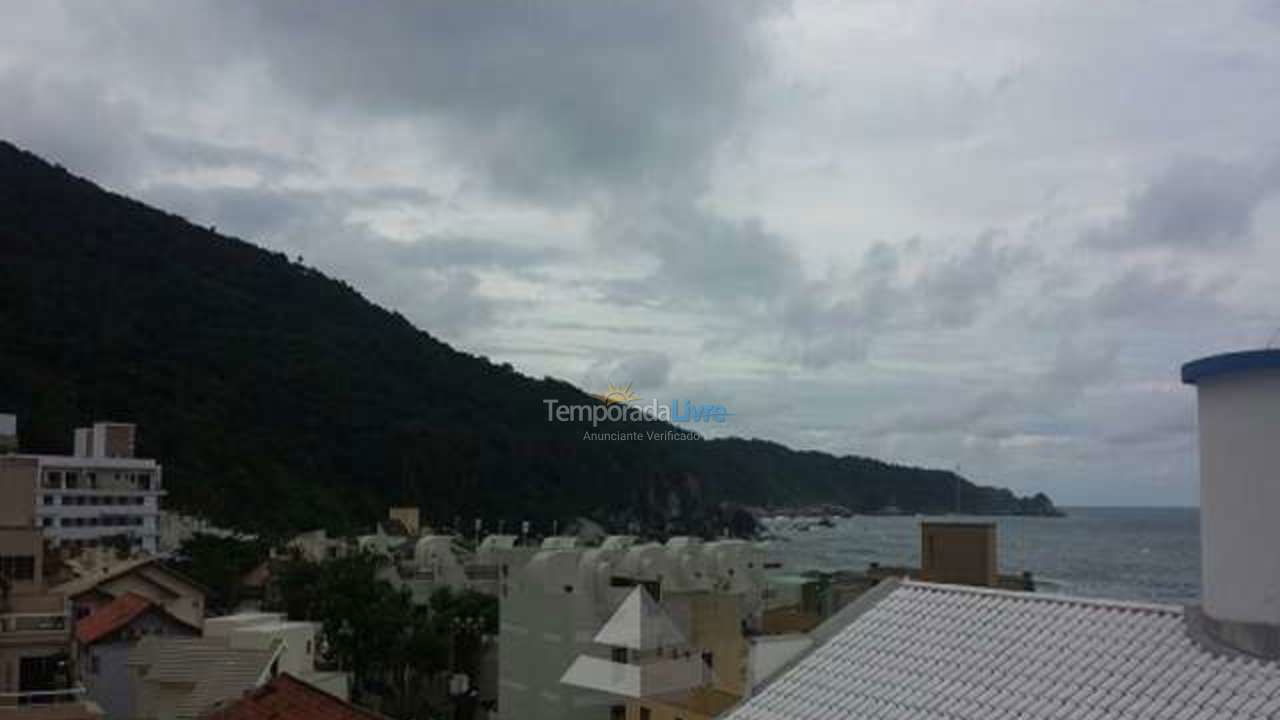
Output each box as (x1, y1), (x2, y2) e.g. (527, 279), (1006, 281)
(3, 419), (165, 553)
(497, 535), (769, 720)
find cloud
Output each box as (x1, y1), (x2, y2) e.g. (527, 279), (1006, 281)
(1083, 156), (1279, 251)
(586, 352), (674, 391)
(61, 1), (784, 206)
(0, 69), (145, 185)
(601, 200), (801, 308)
(777, 234), (1036, 368)
(6, 0), (1280, 506)
(140, 183), (514, 339)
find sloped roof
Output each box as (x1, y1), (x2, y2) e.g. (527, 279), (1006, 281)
(129, 636), (280, 719)
(594, 585), (686, 650)
(727, 579), (1280, 720)
(76, 591), (153, 644)
(202, 673), (385, 720)
(55, 556), (208, 598)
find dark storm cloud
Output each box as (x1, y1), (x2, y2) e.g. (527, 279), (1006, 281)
(70, 1), (784, 204)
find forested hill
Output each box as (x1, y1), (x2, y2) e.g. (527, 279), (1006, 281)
(0, 141), (1057, 536)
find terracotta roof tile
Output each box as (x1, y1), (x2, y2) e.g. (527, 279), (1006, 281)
(76, 591), (153, 645)
(202, 674), (384, 720)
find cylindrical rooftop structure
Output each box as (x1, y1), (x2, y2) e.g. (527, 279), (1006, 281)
(1183, 349), (1280, 655)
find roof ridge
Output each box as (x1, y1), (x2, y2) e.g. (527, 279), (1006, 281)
(900, 579), (1184, 615)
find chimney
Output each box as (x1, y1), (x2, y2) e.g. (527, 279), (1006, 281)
(0, 413), (16, 452)
(1183, 349), (1280, 658)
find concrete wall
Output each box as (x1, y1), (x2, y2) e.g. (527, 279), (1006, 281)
(228, 622), (317, 677)
(100, 425), (136, 459)
(1195, 368), (1280, 627)
(0, 457), (38, 527)
(0, 414), (15, 453)
(919, 522), (997, 587)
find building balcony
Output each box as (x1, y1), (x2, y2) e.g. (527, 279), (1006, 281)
(0, 613), (68, 634)
(0, 611), (70, 649)
(0, 685), (88, 709)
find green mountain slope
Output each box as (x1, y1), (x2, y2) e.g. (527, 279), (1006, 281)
(0, 141), (1057, 536)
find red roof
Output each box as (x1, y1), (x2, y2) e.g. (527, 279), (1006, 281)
(202, 674), (380, 720)
(76, 592), (154, 645)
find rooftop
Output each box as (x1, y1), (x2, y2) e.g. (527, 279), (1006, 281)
(726, 579), (1280, 720)
(128, 636), (280, 719)
(1182, 349), (1280, 385)
(15, 453), (159, 469)
(53, 557), (208, 599)
(202, 674), (384, 720)
(75, 592), (153, 645)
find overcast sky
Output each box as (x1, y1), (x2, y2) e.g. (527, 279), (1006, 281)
(5, 1), (1280, 505)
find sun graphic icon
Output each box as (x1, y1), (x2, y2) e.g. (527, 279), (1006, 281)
(598, 382), (638, 406)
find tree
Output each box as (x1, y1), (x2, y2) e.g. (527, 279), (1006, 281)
(269, 552), (416, 703)
(173, 533), (270, 613)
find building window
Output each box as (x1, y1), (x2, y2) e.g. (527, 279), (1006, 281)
(42, 495), (53, 505)
(610, 707), (626, 720)
(612, 647), (628, 663)
(0, 556), (35, 581)
(41, 518), (52, 527)
(640, 708), (652, 720)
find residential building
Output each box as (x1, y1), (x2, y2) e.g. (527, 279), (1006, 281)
(54, 558), (206, 631)
(497, 536), (769, 720)
(386, 508), (421, 537)
(273, 531), (350, 565)
(0, 455), (101, 720)
(127, 613), (348, 720)
(724, 349), (1280, 720)
(75, 593), (200, 720)
(469, 535), (537, 599)
(202, 673), (385, 720)
(1, 421), (164, 553)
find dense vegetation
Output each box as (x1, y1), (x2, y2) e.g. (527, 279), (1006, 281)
(0, 140), (1057, 536)
(268, 551), (496, 717)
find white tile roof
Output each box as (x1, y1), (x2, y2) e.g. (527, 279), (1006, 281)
(727, 579), (1280, 720)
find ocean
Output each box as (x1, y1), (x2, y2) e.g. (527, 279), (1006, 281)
(762, 506), (1201, 605)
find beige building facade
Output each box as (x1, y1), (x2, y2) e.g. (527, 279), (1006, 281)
(0, 461), (101, 719)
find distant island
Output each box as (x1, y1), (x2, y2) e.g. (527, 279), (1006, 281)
(0, 140), (1059, 538)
